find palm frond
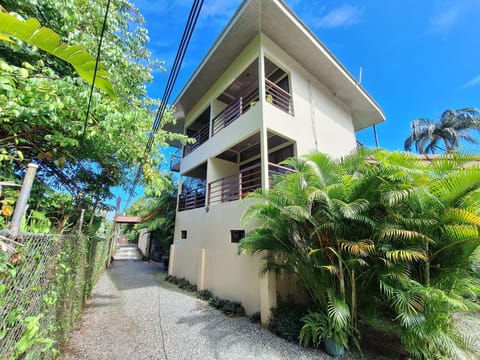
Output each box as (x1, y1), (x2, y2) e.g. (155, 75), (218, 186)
(378, 228), (433, 244)
(340, 239), (375, 257)
(443, 208), (480, 226)
(282, 205), (311, 222)
(430, 167), (480, 206)
(327, 290), (351, 329)
(385, 249), (427, 262)
(383, 188), (416, 207)
(319, 265), (339, 275)
(335, 198), (370, 219)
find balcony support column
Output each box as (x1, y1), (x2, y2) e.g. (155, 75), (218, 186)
(258, 46), (269, 190)
(176, 176), (183, 211)
(258, 44), (275, 322)
(258, 43), (266, 107)
(209, 100), (214, 138)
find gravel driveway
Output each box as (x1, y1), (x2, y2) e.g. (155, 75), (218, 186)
(59, 247), (338, 360)
(59, 246), (480, 360)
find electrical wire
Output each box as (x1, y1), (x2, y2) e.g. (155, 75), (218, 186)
(126, 0), (204, 208)
(81, 0), (112, 144)
(148, 0), (203, 147)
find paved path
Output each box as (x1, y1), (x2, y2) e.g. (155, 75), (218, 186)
(59, 246), (338, 360)
(112, 244), (142, 261)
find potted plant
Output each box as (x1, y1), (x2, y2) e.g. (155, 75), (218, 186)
(299, 302), (355, 357)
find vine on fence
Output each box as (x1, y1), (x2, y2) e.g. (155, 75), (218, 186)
(0, 232), (110, 359)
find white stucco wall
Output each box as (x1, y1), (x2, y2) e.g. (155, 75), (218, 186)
(137, 229), (150, 257)
(171, 201), (263, 314)
(261, 34), (356, 158)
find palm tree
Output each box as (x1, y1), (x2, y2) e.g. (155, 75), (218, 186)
(240, 149), (480, 358)
(404, 108), (480, 154)
(241, 150), (380, 350)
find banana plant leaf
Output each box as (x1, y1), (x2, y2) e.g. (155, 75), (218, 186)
(0, 13), (114, 97)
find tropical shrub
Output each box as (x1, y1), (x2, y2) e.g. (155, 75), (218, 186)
(240, 149), (480, 358)
(268, 299), (310, 343)
(165, 275), (245, 316)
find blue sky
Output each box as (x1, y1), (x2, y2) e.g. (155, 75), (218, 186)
(120, 0), (480, 209)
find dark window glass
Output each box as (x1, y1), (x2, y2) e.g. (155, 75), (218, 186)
(230, 230), (245, 243)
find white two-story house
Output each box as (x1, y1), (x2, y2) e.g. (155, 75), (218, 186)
(166, 0), (385, 323)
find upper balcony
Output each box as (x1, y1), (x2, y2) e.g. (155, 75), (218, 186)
(181, 58), (293, 161)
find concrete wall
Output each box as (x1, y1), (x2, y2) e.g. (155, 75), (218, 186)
(137, 229), (150, 257)
(261, 34), (356, 159)
(171, 201), (263, 315)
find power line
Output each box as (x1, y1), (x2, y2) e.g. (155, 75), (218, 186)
(81, 0), (112, 144)
(126, 0), (204, 208)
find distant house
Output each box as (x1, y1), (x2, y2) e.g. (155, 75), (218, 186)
(166, 0), (385, 322)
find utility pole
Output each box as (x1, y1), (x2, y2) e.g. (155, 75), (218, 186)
(9, 163), (38, 236)
(107, 197), (121, 267)
(78, 209), (85, 235)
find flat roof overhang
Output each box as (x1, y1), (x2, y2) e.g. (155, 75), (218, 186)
(165, 0), (385, 141)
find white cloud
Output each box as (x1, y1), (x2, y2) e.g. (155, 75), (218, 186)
(196, 0), (242, 28)
(311, 5), (363, 28)
(429, 0), (479, 33)
(429, 1), (462, 33)
(464, 75), (480, 88)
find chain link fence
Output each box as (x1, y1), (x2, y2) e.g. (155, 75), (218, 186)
(0, 231), (110, 359)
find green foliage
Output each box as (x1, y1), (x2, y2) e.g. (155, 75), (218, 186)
(165, 275), (246, 316)
(240, 149), (480, 358)
(249, 312), (261, 323)
(14, 315), (55, 359)
(0, 0), (188, 219)
(124, 184), (177, 260)
(299, 296), (358, 352)
(299, 311), (328, 348)
(0, 12), (114, 96)
(220, 300), (245, 316)
(268, 299), (310, 343)
(0, 232), (110, 358)
(21, 210), (52, 233)
(197, 289), (213, 300)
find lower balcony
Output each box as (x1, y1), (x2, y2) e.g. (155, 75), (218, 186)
(207, 162), (294, 206)
(178, 186), (206, 211)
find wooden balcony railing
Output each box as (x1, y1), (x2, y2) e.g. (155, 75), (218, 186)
(170, 148), (182, 172)
(208, 162), (295, 206)
(265, 78), (294, 115)
(212, 87), (259, 136)
(178, 185), (206, 211)
(184, 122), (210, 156)
(182, 79), (293, 156)
(268, 162), (295, 186)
